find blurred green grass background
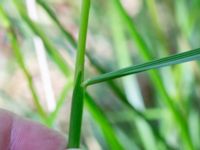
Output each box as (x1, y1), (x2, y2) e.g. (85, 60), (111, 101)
(0, 0), (200, 149)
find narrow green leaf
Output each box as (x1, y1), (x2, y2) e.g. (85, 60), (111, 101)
(83, 48), (200, 86)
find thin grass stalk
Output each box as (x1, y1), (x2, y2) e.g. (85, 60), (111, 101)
(68, 0), (90, 148)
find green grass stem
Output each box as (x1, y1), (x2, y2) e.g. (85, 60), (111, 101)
(68, 0), (91, 148)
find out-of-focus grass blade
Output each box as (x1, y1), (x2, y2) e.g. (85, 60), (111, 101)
(112, 1), (194, 149)
(48, 80), (73, 126)
(0, 6), (47, 120)
(13, 0), (70, 76)
(146, 0), (178, 101)
(85, 93), (124, 150)
(175, 0), (191, 37)
(189, 111), (200, 149)
(113, 0), (152, 59)
(109, 3), (144, 110)
(135, 117), (159, 150)
(10, 31), (48, 120)
(145, 0), (169, 50)
(109, 4), (159, 150)
(84, 48), (200, 86)
(36, 0), (77, 47)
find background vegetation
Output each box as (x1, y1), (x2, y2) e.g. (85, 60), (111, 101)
(0, 0), (200, 149)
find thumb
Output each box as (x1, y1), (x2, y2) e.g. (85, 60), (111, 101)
(0, 109), (66, 150)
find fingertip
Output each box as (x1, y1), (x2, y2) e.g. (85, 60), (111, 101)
(0, 108), (13, 150)
(0, 108), (67, 150)
(11, 113), (67, 150)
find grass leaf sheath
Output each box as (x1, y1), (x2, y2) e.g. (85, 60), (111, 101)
(68, 0), (91, 148)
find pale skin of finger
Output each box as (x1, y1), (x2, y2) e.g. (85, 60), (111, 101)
(0, 109), (67, 150)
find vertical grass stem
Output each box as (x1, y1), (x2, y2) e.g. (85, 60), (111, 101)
(68, 0), (91, 148)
